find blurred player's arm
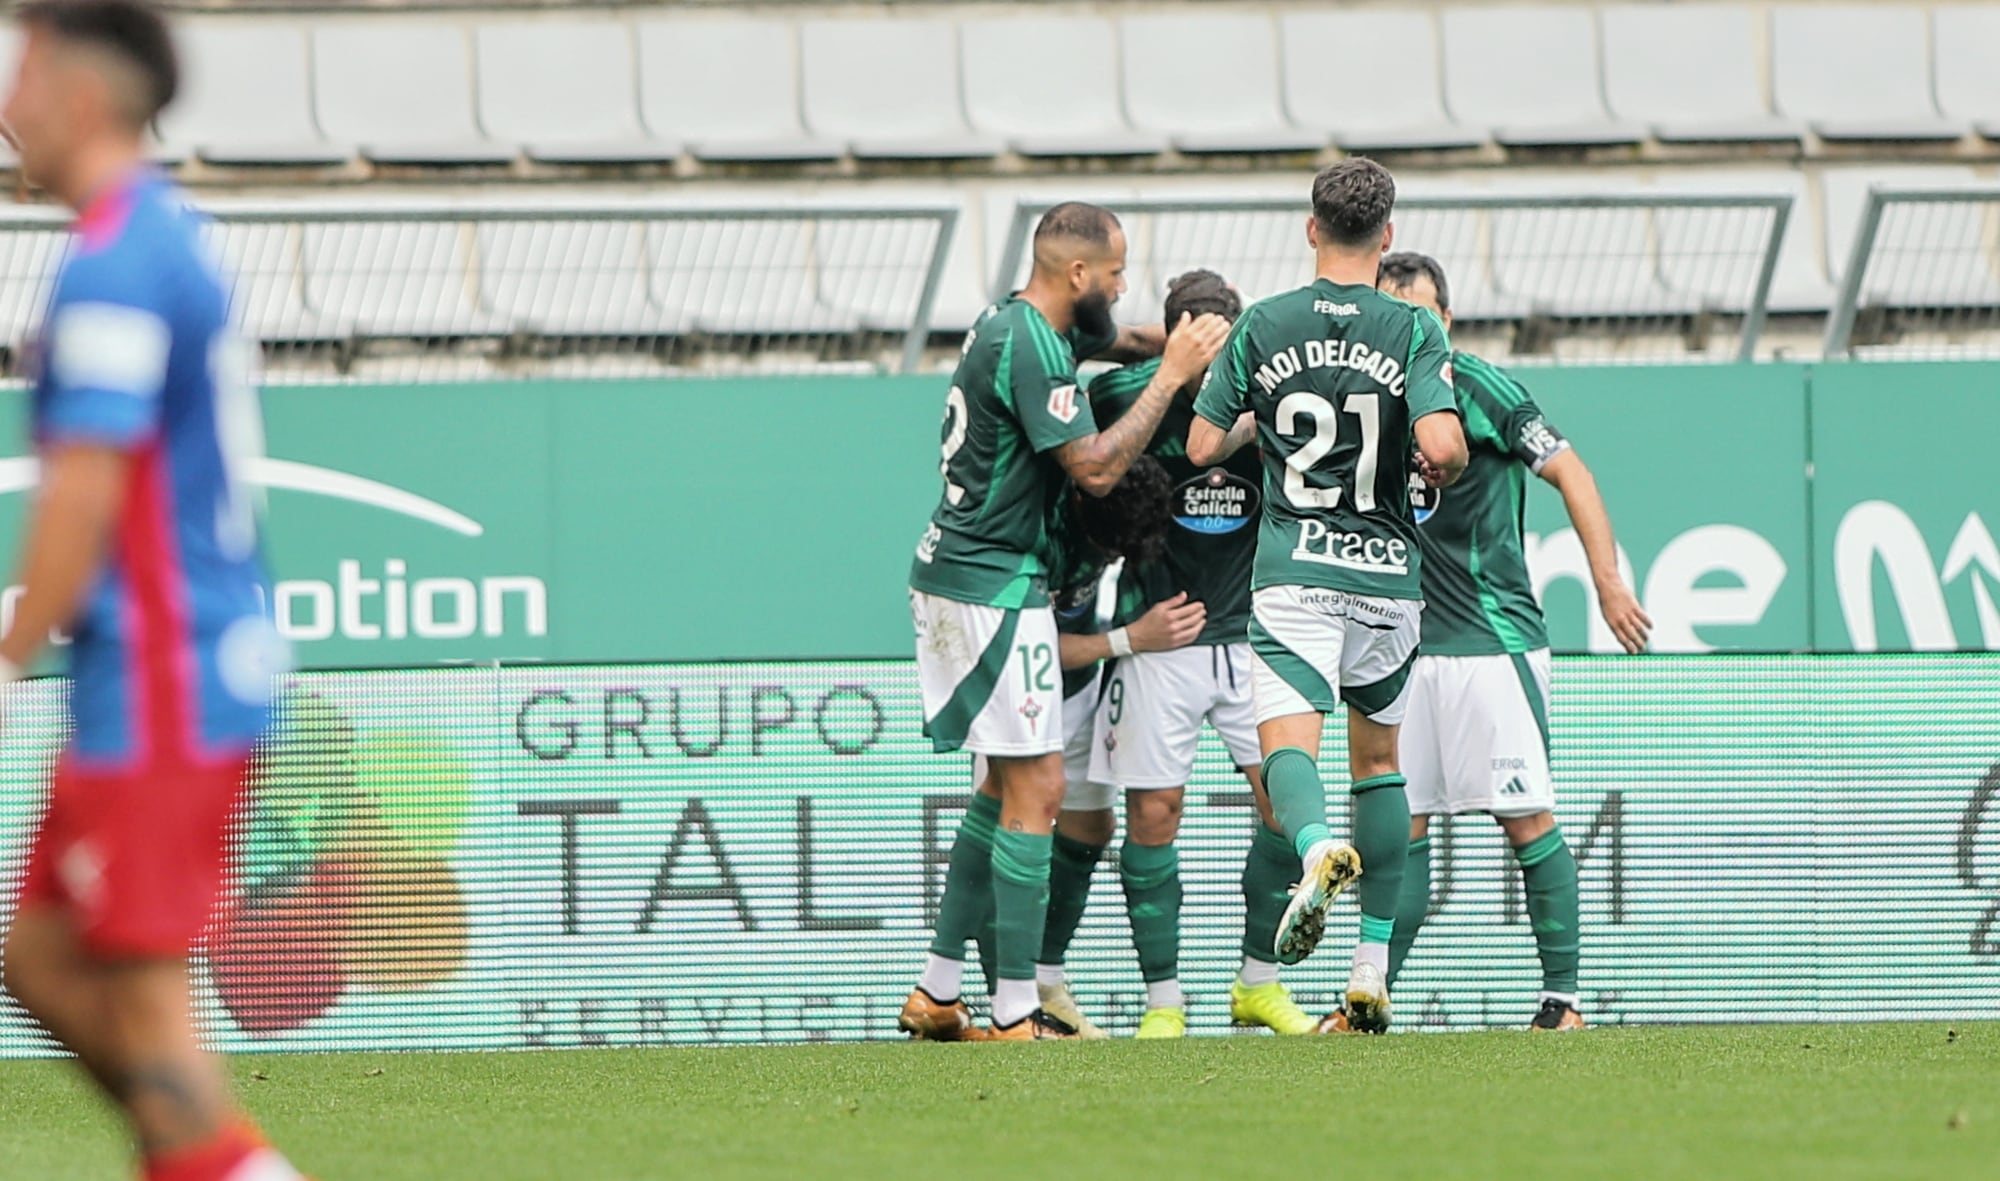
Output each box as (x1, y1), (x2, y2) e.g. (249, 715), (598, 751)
(1408, 309), (1468, 484)
(1539, 449), (1650, 654)
(1186, 312), (1255, 466)
(1059, 593), (1207, 668)
(1055, 312), (1228, 496)
(1092, 323), (1167, 363)
(0, 444), (128, 673)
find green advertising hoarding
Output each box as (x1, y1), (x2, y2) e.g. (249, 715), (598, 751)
(2, 654), (1995, 1055)
(0, 363), (1990, 663)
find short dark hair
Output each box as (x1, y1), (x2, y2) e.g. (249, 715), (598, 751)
(1034, 201), (1120, 250)
(1377, 252), (1450, 313)
(19, 0), (178, 125)
(1311, 159), (1396, 249)
(1162, 269), (1242, 333)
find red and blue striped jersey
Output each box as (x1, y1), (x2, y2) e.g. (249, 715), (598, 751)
(31, 167), (285, 767)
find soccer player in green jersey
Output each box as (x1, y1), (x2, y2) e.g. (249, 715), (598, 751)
(902, 202), (1230, 1041)
(1033, 270), (1327, 1039)
(1187, 160), (1469, 1034)
(1344, 252), (1651, 1033)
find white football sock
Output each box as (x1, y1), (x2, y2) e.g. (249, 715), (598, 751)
(1540, 990), (1581, 1009)
(918, 953), (965, 1002)
(1238, 958), (1280, 987)
(1035, 963), (1065, 987)
(993, 978), (1039, 1027)
(1354, 942), (1389, 975)
(1146, 979), (1185, 1011)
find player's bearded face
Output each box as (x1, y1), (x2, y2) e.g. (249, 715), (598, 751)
(1073, 287), (1115, 340)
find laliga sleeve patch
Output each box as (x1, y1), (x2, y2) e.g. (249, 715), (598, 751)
(51, 302), (172, 399)
(1048, 383), (1080, 424)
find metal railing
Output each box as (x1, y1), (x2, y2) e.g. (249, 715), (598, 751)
(0, 198), (960, 382)
(1824, 185), (2000, 360)
(994, 193), (1793, 363)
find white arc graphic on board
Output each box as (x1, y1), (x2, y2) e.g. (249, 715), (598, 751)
(1942, 512), (2000, 651)
(0, 456), (483, 537)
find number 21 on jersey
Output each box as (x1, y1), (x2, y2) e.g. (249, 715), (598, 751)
(1277, 392), (1380, 511)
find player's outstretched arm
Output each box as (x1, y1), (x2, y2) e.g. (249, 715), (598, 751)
(1056, 312), (1229, 496)
(1414, 409), (1470, 486)
(1094, 323), (1168, 363)
(1057, 594), (1208, 668)
(1540, 449), (1651, 654)
(0, 445), (129, 674)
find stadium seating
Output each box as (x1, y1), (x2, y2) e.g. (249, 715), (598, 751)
(54, 4), (2000, 172)
(798, 18), (1002, 160)
(476, 22), (676, 165)
(1278, 12), (1484, 152)
(960, 16), (1166, 157)
(1118, 13), (1323, 154)
(1771, 6), (1964, 141)
(1600, 6), (1804, 144)
(312, 23), (517, 165)
(636, 18), (841, 163)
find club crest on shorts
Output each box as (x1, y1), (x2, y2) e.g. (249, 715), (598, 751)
(1175, 468), (1257, 535)
(1018, 696), (1044, 730)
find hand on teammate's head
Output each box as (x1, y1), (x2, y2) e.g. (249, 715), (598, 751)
(1161, 312), (1230, 385)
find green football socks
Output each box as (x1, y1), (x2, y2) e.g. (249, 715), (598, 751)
(1387, 836), (1432, 987)
(1239, 822), (1296, 964)
(928, 792), (999, 961)
(1119, 841), (1182, 984)
(1517, 827), (1581, 997)
(1262, 747), (1331, 860)
(1351, 774), (1412, 941)
(990, 829), (1054, 983)
(1039, 832), (1106, 966)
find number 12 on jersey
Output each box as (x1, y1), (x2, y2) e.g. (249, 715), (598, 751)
(1277, 392), (1380, 511)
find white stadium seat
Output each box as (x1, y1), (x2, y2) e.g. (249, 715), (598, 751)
(1120, 14), (1324, 154)
(475, 22), (677, 165)
(1441, 6), (1645, 147)
(651, 219), (860, 335)
(312, 23), (516, 165)
(960, 17), (1166, 157)
(1933, 6), (2000, 140)
(161, 22), (350, 166)
(1772, 7), (1964, 142)
(1279, 11), (1486, 152)
(1601, 6), (1804, 144)
(637, 19), (841, 163)
(1818, 166), (1992, 308)
(206, 220), (344, 342)
(0, 229), (63, 348)
(799, 19), (1002, 160)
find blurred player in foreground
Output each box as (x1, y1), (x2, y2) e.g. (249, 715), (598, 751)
(902, 202), (1229, 1039)
(1187, 160), (1467, 1034)
(0, 4), (301, 1179)
(1036, 270), (1324, 1039)
(1321, 252), (1649, 1033)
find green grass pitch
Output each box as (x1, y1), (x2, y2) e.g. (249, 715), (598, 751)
(2, 1024), (1993, 1180)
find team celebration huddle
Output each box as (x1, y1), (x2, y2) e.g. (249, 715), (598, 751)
(901, 160), (1654, 1042)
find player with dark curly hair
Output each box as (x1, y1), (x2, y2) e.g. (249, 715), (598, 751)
(959, 454), (1206, 1029)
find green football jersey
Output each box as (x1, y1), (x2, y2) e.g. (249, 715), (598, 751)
(1087, 357), (1260, 647)
(909, 297), (1113, 608)
(1411, 351), (1571, 655)
(1192, 279), (1459, 601)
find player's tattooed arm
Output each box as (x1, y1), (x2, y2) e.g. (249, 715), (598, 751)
(1540, 449), (1651, 654)
(1055, 312), (1229, 496)
(0, 444), (129, 671)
